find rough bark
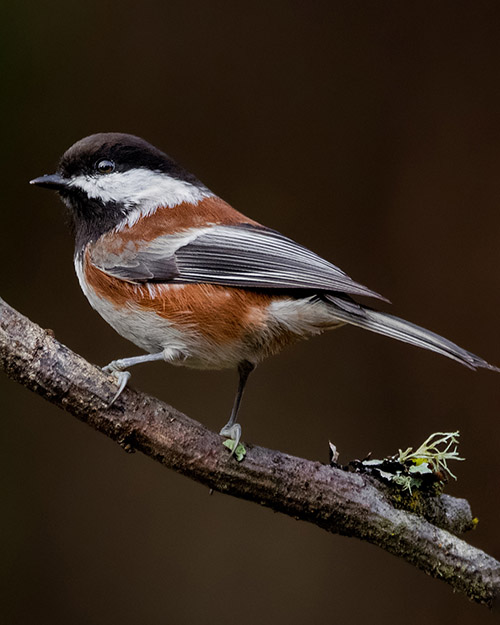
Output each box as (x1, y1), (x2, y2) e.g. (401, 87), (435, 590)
(1, 296), (499, 608)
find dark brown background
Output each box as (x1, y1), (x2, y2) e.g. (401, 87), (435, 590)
(2, 2), (500, 623)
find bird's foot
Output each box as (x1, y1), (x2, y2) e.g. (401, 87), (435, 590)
(102, 360), (132, 407)
(220, 423), (246, 461)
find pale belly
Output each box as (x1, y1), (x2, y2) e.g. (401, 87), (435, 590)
(74, 255), (342, 369)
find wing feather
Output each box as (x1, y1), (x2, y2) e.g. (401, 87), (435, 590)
(93, 223), (387, 301)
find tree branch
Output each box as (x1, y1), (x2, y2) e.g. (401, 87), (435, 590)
(1, 296), (499, 608)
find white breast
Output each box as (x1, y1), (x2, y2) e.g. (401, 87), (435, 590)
(74, 254), (188, 354)
(73, 254), (252, 369)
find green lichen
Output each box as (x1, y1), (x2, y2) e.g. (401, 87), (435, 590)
(397, 431), (464, 480)
(222, 440), (247, 462)
(355, 431), (464, 500)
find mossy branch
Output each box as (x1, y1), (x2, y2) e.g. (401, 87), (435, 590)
(0, 296), (499, 608)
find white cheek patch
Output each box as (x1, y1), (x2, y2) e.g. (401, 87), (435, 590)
(69, 168), (213, 229)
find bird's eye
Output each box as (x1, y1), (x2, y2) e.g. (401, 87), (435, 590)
(95, 159), (115, 174)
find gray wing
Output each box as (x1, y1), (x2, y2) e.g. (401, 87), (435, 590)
(94, 223), (387, 301)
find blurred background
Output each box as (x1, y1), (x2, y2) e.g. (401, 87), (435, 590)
(1, 1), (500, 623)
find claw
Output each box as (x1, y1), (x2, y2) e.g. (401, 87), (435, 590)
(105, 370), (131, 407)
(219, 423), (242, 457)
(103, 359), (125, 374)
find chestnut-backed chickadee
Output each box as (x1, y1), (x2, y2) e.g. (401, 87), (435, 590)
(30, 133), (498, 452)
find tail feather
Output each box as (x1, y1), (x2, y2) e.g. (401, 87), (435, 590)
(324, 295), (499, 372)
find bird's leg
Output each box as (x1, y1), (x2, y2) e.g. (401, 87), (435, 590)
(220, 360), (255, 455)
(102, 352), (167, 406)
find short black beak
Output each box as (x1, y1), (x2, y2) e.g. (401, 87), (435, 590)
(29, 173), (68, 190)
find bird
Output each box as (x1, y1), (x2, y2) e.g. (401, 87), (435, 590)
(30, 132), (499, 454)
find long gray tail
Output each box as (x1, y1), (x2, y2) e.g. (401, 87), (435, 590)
(324, 295), (499, 372)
